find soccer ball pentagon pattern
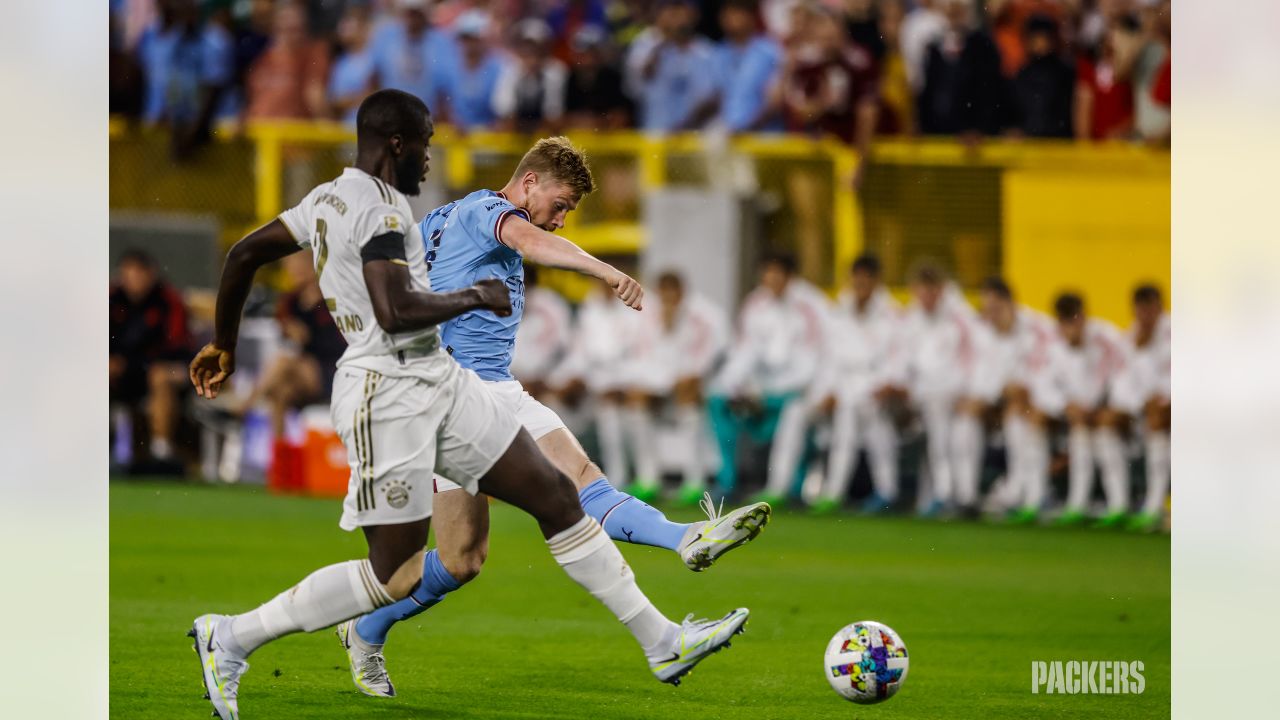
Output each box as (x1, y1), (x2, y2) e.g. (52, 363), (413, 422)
(823, 621), (909, 704)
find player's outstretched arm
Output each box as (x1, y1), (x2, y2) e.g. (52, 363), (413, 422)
(501, 217), (644, 310)
(363, 259), (512, 334)
(191, 219), (301, 398)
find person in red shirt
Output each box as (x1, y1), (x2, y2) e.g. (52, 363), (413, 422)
(1074, 13), (1141, 140)
(243, 1), (330, 120)
(110, 249), (191, 470)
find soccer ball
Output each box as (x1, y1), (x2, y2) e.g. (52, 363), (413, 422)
(823, 621), (909, 704)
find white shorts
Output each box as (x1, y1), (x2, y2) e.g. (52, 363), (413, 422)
(330, 359), (522, 530)
(434, 380), (567, 493)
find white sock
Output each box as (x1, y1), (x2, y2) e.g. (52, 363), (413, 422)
(1065, 426), (1095, 511)
(674, 405), (706, 489)
(923, 400), (952, 503)
(951, 414), (983, 507)
(622, 406), (659, 486)
(1023, 423), (1049, 511)
(151, 437), (173, 460)
(225, 559), (393, 657)
(595, 404), (629, 486)
(864, 406), (899, 501)
(547, 516), (677, 661)
(1094, 428), (1130, 514)
(1001, 416), (1028, 509)
(766, 402), (809, 496)
(1142, 431), (1171, 516)
(823, 401), (859, 502)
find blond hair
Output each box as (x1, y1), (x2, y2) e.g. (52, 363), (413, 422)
(513, 137), (595, 198)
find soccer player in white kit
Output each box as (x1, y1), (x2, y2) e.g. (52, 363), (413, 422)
(1032, 292), (1130, 526)
(707, 255), (830, 502)
(185, 91), (748, 719)
(955, 278), (1056, 516)
(812, 255), (906, 513)
(620, 270), (730, 506)
(898, 264), (980, 516)
(1105, 284), (1171, 532)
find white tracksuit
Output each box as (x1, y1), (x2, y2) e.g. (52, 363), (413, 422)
(899, 286), (980, 507)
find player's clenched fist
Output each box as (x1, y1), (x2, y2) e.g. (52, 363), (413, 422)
(189, 343), (236, 399)
(608, 271), (644, 310)
(474, 278), (513, 317)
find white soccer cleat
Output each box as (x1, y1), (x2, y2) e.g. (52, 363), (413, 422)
(336, 620), (397, 697)
(679, 493), (771, 571)
(650, 608), (750, 686)
(189, 614), (247, 720)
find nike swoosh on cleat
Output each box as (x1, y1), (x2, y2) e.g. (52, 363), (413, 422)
(207, 628), (216, 654)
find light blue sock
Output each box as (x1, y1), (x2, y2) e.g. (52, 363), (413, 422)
(353, 548), (461, 646)
(578, 477), (691, 551)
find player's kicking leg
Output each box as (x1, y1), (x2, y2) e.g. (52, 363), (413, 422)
(480, 427), (750, 684)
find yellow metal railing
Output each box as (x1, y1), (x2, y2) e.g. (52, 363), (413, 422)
(109, 118), (1169, 323)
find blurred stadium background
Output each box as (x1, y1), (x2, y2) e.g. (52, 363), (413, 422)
(109, 0), (1170, 527)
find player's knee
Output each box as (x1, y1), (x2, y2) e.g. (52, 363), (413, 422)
(446, 548), (487, 585)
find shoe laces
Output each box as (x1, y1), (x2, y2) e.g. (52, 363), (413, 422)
(220, 655), (248, 696)
(360, 651), (391, 685)
(698, 492), (724, 523)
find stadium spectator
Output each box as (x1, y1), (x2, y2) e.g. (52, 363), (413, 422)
(898, 263), (979, 516)
(511, 265), (573, 401)
(917, 0), (1009, 137)
(876, 0), (916, 135)
(110, 250), (191, 472)
(843, 0), (886, 62)
(235, 252), (346, 485)
(439, 10), (504, 131)
(775, 4), (881, 145)
(562, 25), (633, 131)
(774, 255), (905, 513)
(545, 0), (611, 64)
(1132, 0), (1171, 144)
(707, 255), (828, 500)
(244, 1), (331, 120)
(327, 5), (378, 124)
(702, 0), (783, 133)
(233, 0), (275, 95)
(370, 0), (457, 115)
(620, 271), (730, 505)
(626, 0), (718, 132)
(1010, 14), (1075, 138)
(1037, 292), (1129, 526)
(989, 0), (1065, 77)
(110, 12), (145, 119)
(493, 19), (569, 133)
(898, 0), (946, 93)
(1073, 11), (1140, 140)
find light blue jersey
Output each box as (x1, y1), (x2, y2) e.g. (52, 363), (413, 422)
(418, 189), (529, 381)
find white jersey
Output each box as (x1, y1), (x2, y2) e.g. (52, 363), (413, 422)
(278, 167), (439, 376)
(814, 287), (903, 403)
(967, 306), (1055, 403)
(899, 284), (979, 399)
(1034, 318), (1128, 413)
(552, 290), (647, 392)
(626, 291), (730, 392)
(511, 286), (572, 383)
(713, 279), (829, 397)
(1109, 312), (1171, 412)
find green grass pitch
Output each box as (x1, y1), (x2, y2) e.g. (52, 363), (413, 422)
(110, 481), (1169, 719)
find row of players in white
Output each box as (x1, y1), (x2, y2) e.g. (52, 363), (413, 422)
(519, 263), (1170, 521)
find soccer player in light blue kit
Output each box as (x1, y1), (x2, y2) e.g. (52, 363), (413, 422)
(335, 137), (772, 696)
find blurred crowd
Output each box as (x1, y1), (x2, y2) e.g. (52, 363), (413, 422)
(110, 250), (1169, 531)
(110, 0), (1172, 157)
